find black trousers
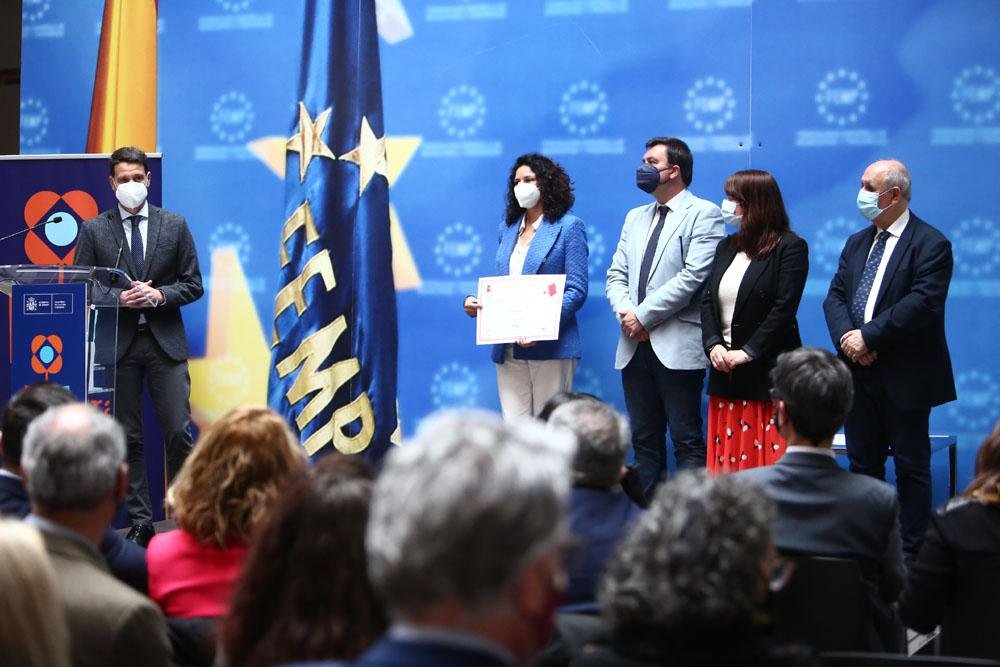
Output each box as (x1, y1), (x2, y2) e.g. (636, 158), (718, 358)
(621, 342), (706, 499)
(115, 328), (194, 524)
(845, 369), (931, 559)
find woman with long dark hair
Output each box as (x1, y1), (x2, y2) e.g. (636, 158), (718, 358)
(219, 455), (387, 666)
(700, 169), (808, 473)
(463, 153), (589, 418)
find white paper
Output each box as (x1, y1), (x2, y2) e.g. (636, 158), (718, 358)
(475, 274), (566, 345)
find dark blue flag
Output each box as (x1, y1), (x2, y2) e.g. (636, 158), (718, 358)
(268, 0), (398, 461)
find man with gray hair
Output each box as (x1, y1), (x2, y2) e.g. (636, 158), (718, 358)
(548, 397), (644, 612)
(355, 409), (574, 667)
(22, 403), (169, 667)
(824, 158), (954, 560)
(738, 347), (905, 652)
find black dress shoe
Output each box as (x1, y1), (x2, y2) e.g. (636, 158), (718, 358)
(125, 522), (155, 548)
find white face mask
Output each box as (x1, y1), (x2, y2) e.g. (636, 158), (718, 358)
(116, 180), (148, 210)
(514, 182), (541, 209)
(720, 199), (742, 227)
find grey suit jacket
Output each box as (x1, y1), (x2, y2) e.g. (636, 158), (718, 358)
(74, 205), (203, 361)
(606, 189), (724, 370)
(737, 450), (905, 649)
(39, 526), (170, 667)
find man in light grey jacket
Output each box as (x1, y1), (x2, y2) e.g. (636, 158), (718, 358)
(606, 136), (723, 497)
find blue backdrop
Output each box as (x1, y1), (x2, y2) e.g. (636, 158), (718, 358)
(18, 0), (1000, 487)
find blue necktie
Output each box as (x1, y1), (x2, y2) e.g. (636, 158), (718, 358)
(637, 205), (669, 305)
(127, 215), (145, 278)
(850, 230), (891, 327)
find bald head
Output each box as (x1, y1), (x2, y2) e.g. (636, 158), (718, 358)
(862, 159), (911, 201)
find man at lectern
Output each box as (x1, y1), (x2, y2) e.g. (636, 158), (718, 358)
(75, 146), (203, 544)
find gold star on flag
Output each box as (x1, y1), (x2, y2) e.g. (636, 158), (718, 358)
(286, 102), (336, 182)
(339, 115), (387, 195)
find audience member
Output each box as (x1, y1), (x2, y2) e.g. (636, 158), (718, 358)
(737, 347), (904, 652)
(348, 410), (574, 667)
(899, 420), (1000, 658)
(0, 382), (148, 592)
(579, 471), (813, 666)
(220, 454), (387, 666)
(548, 397), (643, 612)
(0, 519), (71, 667)
(21, 403), (169, 667)
(147, 406), (307, 619)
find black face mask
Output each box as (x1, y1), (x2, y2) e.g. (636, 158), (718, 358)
(636, 163), (667, 193)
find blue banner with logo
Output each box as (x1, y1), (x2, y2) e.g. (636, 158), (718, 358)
(19, 0), (1000, 488)
(267, 0), (398, 461)
(11, 283), (87, 398)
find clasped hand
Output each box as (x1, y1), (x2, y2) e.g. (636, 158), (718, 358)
(120, 280), (162, 309)
(840, 329), (878, 366)
(618, 310), (649, 342)
(709, 345), (750, 372)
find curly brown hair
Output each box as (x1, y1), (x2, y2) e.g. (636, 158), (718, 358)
(503, 153), (575, 226)
(167, 407), (306, 548)
(219, 455), (387, 666)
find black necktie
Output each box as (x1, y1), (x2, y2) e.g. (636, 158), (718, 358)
(127, 215), (145, 278)
(850, 230), (891, 327)
(637, 205), (669, 305)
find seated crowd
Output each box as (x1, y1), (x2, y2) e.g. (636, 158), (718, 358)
(0, 348), (999, 666)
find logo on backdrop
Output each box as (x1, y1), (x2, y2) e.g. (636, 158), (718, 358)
(542, 80), (624, 155)
(543, 0), (628, 16)
(952, 217), (1000, 280)
(424, 0), (507, 21)
(196, 91), (256, 161)
(796, 69), (887, 147)
(585, 223), (607, 280)
(30, 334), (63, 380)
(679, 76), (749, 153)
(434, 223), (482, 278)
(22, 190), (99, 265)
(22, 0), (49, 22)
(573, 366), (603, 398)
(199, 0), (273, 31)
(209, 222), (252, 266)
(931, 65), (1000, 146)
(19, 98), (50, 150)
(22, 0), (65, 39)
(946, 371), (1000, 434)
(813, 216), (859, 277)
(430, 362), (479, 408)
(423, 85), (502, 158)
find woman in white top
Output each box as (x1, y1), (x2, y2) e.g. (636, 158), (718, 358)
(463, 154), (588, 419)
(700, 170), (808, 473)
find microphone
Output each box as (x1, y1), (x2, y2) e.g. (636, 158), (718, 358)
(0, 214), (73, 244)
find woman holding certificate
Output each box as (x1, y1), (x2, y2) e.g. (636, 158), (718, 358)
(700, 169), (808, 473)
(463, 153), (589, 419)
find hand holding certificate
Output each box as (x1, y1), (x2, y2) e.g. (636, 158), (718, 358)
(475, 274), (566, 345)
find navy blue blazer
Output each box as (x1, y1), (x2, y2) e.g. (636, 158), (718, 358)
(738, 450), (905, 651)
(0, 474), (148, 593)
(823, 213), (956, 410)
(352, 636), (511, 667)
(491, 213), (588, 363)
(564, 487), (644, 612)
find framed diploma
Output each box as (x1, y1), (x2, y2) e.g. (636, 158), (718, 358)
(475, 274), (566, 345)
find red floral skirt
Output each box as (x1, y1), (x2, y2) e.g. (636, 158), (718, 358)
(707, 396), (787, 474)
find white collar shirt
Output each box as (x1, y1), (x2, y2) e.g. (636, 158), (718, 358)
(863, 209), (909, 323)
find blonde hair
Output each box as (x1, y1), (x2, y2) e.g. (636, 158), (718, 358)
(0, 520), (70, 667)
(168, 407), (307, 548)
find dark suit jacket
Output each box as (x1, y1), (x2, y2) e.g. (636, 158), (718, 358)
(822, 213), (955, 410)
(353, 636), (512, 667)
(737, 451), (905, 651)
(74, 205), (204, 362)
(0, 473), (147, 592)
(564, 487), (644, 612)
(38, 526), (170, 667)
(701, 233), (808, 401)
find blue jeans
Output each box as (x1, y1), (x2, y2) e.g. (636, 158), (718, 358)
(621, 342), (706, 499)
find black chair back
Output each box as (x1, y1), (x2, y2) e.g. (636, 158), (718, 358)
(772, 555), (869, 652)
(166, 616), (217, 667)
(940, 555), (1000, 659)
(821, 651), (1000, 666)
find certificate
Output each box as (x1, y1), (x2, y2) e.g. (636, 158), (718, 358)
(476, 274), (566, 345)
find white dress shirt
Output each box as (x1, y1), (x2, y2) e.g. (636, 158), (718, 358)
(784, 445), (836, 459)
(862, 209), (909, 323)
(118, 202), (150, 260)
(508, 214), (541, 277)
(717, 251), (752, 345)
(644, 189), (685, 246)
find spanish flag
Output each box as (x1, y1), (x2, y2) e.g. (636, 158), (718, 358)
(86, 0), (158, 153)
